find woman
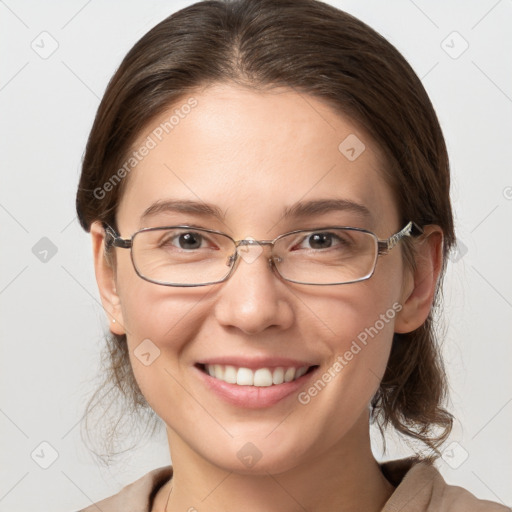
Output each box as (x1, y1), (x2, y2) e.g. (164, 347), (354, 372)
(75, 0), (508, 510)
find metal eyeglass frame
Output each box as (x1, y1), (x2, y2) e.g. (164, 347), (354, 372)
(103, 221), (423, 287)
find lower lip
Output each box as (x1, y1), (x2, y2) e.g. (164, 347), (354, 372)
(194, 365), (318, 409)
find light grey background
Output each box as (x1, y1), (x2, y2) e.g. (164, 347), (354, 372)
(1, 1), (511, 510)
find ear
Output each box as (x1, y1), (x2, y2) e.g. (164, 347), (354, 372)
(90, 221), (126, 335)
(394, 225), (444, 333)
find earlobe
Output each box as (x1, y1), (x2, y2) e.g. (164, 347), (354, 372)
(90, 221), (126, 335)
(394, 225), (444, 334)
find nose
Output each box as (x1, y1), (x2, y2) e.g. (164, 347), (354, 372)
(213, 245), (294, 335)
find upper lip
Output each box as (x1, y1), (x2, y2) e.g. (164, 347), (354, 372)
(196, 356), (318, 370)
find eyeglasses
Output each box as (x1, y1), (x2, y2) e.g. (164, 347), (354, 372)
(103, 221), (422, 287)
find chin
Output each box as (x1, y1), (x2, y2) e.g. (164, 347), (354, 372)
(198, 432), (312, 476)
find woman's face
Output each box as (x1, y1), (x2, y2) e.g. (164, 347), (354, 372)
(103, 83), (414, 473)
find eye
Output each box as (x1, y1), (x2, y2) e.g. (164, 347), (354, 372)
(306, 232), (335, 249)
(158, 230), (210, 250)
(294, 231), (349, 250)
(175, 232), (204, 250)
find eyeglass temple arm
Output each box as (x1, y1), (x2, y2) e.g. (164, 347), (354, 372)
(377, 221), (424, 253)
(103, 224), (132, 249)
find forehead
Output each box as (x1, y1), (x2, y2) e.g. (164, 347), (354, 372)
(118, 84), (398, 234)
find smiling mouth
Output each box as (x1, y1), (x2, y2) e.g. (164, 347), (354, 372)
(196, 363), (318, 386)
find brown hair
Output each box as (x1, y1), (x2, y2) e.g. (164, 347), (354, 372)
(77, 0), (454, 462)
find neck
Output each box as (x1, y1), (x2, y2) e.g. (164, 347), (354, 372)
(153, 413), (394, 512)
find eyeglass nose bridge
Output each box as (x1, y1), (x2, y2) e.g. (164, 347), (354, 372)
(226, 238), (279, 270)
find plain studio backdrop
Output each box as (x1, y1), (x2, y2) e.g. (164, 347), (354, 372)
(0, 1), (511, 511)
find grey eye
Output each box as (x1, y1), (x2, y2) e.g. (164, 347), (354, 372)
(307, 233), (334, 249)
(176, 232), (203, 250)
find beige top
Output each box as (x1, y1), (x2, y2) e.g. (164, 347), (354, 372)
(78, 458), (510, 511)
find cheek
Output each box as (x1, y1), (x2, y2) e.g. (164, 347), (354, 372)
(115, 248), (208, 340)
(289, 295), (399, 449)
(120, 285), (215, 416)
(121, 280), (213, 357)
(294, 272), (403, 408)
(298, 260), (404, 353)
(326, 298), (398, 393)
(114, 253), (212, 386)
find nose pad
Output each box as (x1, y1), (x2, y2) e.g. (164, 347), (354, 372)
(226, 253), (237, 267)
(224, 243), (281, 278)
(236, 239), (265, 265)
(268, 255), (280, 271)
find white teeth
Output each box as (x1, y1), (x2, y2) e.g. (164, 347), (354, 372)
(272, 367), (284, 385)
(295, 366), (308, 378)
(204, 364), (310, 386)
(214, 364), (223, 380)
(284, 367), (296, 382)
(223, 365), (237, 384)
(237, 367), (254, 386)
(253, 368), (273, 387)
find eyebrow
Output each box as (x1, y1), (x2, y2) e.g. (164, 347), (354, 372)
(140, 198), (372, 223)
(281, 198), (372, 221)
(141, 199), (226, 221)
